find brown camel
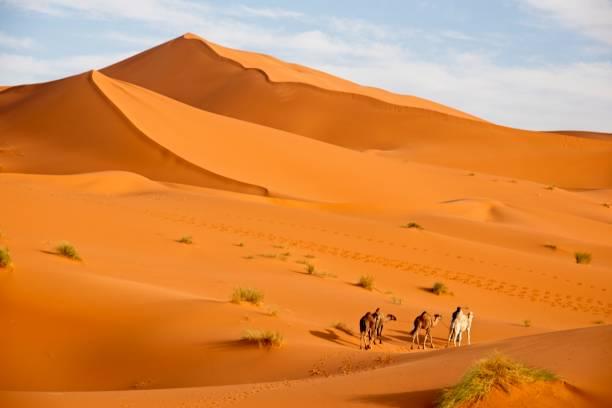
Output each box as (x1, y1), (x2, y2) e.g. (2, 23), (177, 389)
(359, 312), (376, 350)
(372, 308), (398, 345)
(409, 311), (442, 349)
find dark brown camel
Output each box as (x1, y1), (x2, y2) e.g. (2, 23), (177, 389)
(359, 312), (376, 350)
(409, 311), (442, 349)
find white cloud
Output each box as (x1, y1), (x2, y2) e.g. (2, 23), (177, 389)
(0, 52), (132, 84)
(230, 5), (304, 19)
(0, 32), (34, 49)
(518, 0), (612, 46)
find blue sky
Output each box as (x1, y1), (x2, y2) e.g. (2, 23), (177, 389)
(1, 0), (611, 131)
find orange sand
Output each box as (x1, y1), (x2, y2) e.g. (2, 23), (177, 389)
(1, 33), (611, 408)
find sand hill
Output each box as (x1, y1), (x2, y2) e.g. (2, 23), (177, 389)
(102, 34), (612, 189)
(1, 33), (611, 408)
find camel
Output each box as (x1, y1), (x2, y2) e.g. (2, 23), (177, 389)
(409, 311), (442, 349)
(448, 309), (474, 347)
(359, 312), (376, 350)
(372, 308), (397, 345)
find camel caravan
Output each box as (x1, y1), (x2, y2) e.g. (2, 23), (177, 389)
(359, 306), (474, 350)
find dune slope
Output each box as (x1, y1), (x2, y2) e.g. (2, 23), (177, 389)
(102, 34), (612, 189)
(0, 72), (265, 195)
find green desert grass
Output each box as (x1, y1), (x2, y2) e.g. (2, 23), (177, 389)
(432, 282), (449, 296)
(574, 252), (592, 264)
(332, 321), (354, 336)
(438, 353), (558, 408)
(0, 246), (11, 268)
(231, 287), (264, 305)
(241, 329), (283, 348)
(56, 242), (81, 260)
(357, 275), (375, 290)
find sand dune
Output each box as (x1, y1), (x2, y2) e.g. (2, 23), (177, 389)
(103, 34), (612, 189)
(0, 72), (265, 195)
(1, 32), (611, 408)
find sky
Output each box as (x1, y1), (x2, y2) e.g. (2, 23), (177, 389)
(1, 0), (611, 131)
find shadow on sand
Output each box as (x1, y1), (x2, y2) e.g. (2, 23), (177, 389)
(352, 388), (440, 408)
(309, 329), (355, 347)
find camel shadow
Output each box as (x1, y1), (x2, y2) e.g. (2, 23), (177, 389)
(310, 329), (355, 347)
(352, 389), (439, 407)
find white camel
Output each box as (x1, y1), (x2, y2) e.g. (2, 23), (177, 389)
(447, 310), (474, 347)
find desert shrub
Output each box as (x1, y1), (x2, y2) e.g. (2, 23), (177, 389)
(603, 203), (610, 208)
(56, 242), (81, 260)
(391, 296), (403, 305)
(543, 244), (557, 250)
(305, 263), (316, 275)
(523, 320), (531, 327)
(432, 282), (449, 296)
(0, 247), (11, 268)
(231, 287), (264, 305)
(177, 235), (193, 244)
(241, 329), (283, 347)
(402, 222), (424, 230)
(332, 321), (354, 335)
(438, 353), (557, 408)
(234, 242), (244, 247)
(304, 254), (315, 259)
(545, 185), (555, 190)
(358, 275), (375, 290)
(574, 252), (591, 264)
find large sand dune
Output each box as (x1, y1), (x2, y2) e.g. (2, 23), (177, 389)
(1, 32), (611, 408)
(103, 34), (612, 189)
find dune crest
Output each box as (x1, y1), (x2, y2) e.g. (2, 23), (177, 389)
(0, 71), (267, 196)
(102, 34), (612, 189)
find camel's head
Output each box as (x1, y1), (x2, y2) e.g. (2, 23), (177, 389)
(387, 314), (397, 321)
(433, 314), (442, 325)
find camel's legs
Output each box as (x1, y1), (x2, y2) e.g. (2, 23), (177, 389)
(467, 327), (471, 345)
(447, 327), (454, 347)
(457, 331), (463, 347)
(429, 329), (435, 348)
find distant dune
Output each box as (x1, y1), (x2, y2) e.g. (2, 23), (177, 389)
(102, 34), (612, 189)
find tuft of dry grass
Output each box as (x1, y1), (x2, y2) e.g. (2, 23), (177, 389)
(523, 320), (531, 328)
(231, 287), (264, 305)
(332, 321), (354, 336)
(241, 329), (283, 348)
(401, 222), (424, 230)
(437, 353), (558, 408)
(542, 244), (557, 251)
(432, 282), (449, 296)
(574, 252), (591, 264)
(357, 275), (375, 290)
(305, 263), (316, 275)
(56, 242), (81, 260)
(177, 236), (193, 244)
(0, 246), (11, 268)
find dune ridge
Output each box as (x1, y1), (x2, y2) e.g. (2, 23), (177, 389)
(102, 34), (612, 189)
(0, 71), (266, 195)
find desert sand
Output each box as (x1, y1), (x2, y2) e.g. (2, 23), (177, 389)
(1, 33), (611, 408)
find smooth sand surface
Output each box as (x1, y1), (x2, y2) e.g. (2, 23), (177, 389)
(103, 34), (612, 189)
(1, 33), (611, 408)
